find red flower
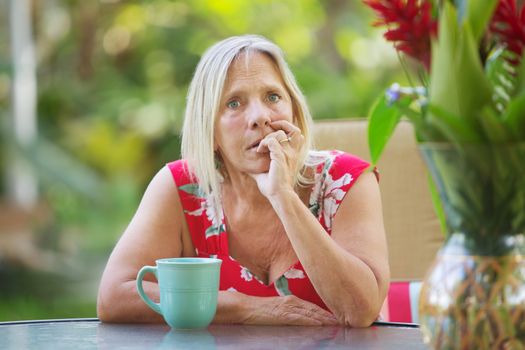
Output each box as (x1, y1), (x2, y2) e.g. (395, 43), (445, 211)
(363, 0), (438, 71)
(490, 0), (525, 64)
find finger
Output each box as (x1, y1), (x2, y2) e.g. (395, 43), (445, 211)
(300, 307), (339, 325)
(270, 121), (302, 147)
(274, 129), (289, 143)
(316, 311), (339, 325)
(278, 136), (291, 144)
(289, 299), (339, 325)
(270, 120), (300, 137)
(263, 138), (287, 164)
(253, 140), (289, 181)
(256, 131), (288, 153)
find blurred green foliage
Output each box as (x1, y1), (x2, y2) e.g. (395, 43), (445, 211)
(0, 0), (404, 321)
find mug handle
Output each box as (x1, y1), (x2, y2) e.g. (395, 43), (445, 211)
(136, 266), (161, 315)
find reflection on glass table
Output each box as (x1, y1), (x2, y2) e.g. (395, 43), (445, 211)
(0, 318), (426, 350)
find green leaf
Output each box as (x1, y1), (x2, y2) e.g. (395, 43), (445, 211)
(430, 3), (460, 118)
(367, 94), (402, 165)
(479, 106), (511, 143)
(429, 3), (492, 132)
(455, 22), (493, 119)
(426, 104), (481, 143)
(464, 0), (498, 42)
(427, 172), (447, 236)
(503, 92), (525, 140)
(395, 103), (441, 141)
(454, 0), (498, 42)
(517, 53), (525, 94)
(453, 0), (467, 23)
(485, 48), (518, 112)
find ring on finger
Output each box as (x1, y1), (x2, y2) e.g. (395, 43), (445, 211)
(279, 136), (291, 144)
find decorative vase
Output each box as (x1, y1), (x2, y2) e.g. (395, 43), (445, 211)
(417, 143), (525, 350)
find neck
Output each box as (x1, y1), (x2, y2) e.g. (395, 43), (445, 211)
(222, 170), (268, 208)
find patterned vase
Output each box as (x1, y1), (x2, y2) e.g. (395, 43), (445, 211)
(417, 143), (525, 349)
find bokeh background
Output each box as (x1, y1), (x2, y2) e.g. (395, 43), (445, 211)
(0, 0), (405, 321)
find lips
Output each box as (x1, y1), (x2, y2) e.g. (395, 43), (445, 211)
(247, 139), (262, 150)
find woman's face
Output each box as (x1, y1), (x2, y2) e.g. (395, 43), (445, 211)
(215, 51), (294, 176)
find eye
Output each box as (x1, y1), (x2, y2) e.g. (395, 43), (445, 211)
(267, 93), (281, 103)
(227, 100), (240, 109)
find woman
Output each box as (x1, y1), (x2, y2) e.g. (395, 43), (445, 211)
(97, 35), (389, 327)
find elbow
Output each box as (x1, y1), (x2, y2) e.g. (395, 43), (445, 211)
(97, 286), (121, 323)
(97, 307), (110, 323)
(97, 291), (112, 323)
(332, 290), (383, 328)
(336, 304), (379, 328)
(339, 263), (389, 327)
(341, 310), (377, 328)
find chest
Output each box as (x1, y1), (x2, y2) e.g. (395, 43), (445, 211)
(226, 211), (297, 285)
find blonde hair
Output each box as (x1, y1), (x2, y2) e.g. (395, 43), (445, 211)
(181, 34), (317, 212)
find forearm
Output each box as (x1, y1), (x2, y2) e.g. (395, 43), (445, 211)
(98, 281), (250, 325)
(269, 191), (382, 326)
(98, 278), (338, 326)
(214, 292), (338, 326)
(213, 291), (249, 324)
(97, 280), (164, 323)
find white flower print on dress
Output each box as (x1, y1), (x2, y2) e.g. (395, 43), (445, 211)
(309, 153), (335, 218)
(227, 287), (238, 292)
(322, 172), (353, 229)
(284, 268), (305, 279)
(308, 154), (353, 230)
(186, 195), (223, 226)
(309, 174), (323, 218)
(204, 195), (223, 229)
(181, 184), (225, 238)
(240, 266), (253, 282)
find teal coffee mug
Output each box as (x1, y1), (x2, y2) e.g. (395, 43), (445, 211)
(136, 257), (222, 329)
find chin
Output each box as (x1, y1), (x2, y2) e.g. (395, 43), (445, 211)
(248, 157), (271, 174)
(252, 161), (271, 173)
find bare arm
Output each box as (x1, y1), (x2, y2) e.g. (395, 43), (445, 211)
(252, 121), (389, 327)
(251, 120), (390, 327)
(97, 166), (186, 323)
(268, 171), (390, 327)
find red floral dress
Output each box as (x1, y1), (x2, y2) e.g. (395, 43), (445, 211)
(168, 151), (371, 311)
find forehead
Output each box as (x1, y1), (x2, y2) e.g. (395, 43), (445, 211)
(223, 51), (286, 89)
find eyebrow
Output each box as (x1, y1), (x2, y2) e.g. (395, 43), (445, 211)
(222, 82), (287, 100)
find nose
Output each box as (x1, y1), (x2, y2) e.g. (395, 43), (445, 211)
(246, 101), (271, 129)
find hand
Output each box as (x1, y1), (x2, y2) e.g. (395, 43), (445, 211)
(250, 120), (304, 198)
(242, 295), (339, 326)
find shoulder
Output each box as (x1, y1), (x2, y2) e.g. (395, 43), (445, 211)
(146, 164), (181, 201)
(310, 150), (371, 180)
(164, 160), (207, 210)
(130, 164), (186, 227)
(166, 160), (193, 185)
(332, 150), (369, 169)
(141, 161), (189, 210)
(166, 160), (207, 194)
